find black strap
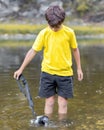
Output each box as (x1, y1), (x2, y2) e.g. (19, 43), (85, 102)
(16, 74), (36, 118)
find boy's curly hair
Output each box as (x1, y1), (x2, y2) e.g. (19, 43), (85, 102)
(45, 5), (65, 28)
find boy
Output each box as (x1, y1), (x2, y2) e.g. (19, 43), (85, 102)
(14, 5), (83, 118)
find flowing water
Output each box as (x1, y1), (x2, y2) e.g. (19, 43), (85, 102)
(0, 42), (104, 130)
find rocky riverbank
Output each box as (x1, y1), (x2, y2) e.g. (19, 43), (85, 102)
(0, 0), (104, 46)
(0, 0), (104, 24)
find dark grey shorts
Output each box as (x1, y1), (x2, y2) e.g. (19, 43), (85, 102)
(38, 72), (73, 98)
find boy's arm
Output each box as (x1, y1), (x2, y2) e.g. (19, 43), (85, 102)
(14, 48), (37, 79)
(72, 48), (83, 81)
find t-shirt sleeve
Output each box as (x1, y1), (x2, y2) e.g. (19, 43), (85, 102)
(70, 30), (78, 49)
(32, 31), (44, 51)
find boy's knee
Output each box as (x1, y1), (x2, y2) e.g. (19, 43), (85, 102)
(46, 101), (54, 108)
(45, 96), (55, 107)
(58, 96), (67, 107)
(58, 102), (67, 109)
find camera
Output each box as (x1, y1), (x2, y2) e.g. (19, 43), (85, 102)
(31, 115), (49, 127)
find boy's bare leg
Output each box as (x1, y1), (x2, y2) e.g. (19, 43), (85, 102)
(58, 96), (68, 114)
(44, 96), (55, 116)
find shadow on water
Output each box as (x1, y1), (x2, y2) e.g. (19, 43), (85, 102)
(0, 44), (104, 130)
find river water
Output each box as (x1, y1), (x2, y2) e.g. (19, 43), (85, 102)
(0, 42), (104, 130)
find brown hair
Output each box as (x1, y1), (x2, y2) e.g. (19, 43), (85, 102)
(45, 5), (65, 28)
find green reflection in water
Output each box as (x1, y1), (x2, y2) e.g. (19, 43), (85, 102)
(0, 43), (104, 130)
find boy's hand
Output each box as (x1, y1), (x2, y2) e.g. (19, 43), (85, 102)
(77, 69), (83, 81)
(14, 69), (22, 80)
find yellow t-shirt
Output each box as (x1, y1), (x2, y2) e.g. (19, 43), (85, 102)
(32, 25), (78, 76)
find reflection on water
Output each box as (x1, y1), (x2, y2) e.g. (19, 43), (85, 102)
(0, 44), (104, 130)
